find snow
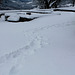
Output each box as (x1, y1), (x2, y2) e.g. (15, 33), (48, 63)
(57, 6), (75, 10)
(1, 11), (52, 22)
(7, 14), (20, 21)
(26, 2), (32, 4)
(0, 15), (5, 21)
(0, 7), (75, 75)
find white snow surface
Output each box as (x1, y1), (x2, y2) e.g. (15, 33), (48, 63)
(0, 7), (75, 75)
(7, 14), (20, 21)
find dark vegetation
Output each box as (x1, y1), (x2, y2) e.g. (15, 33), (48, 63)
(54, 9), (75, 12)
(0, 0), (75, 10)
(33, 0), (75, 9)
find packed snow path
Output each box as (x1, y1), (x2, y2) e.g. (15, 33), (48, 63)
(0, 10), (75, 75)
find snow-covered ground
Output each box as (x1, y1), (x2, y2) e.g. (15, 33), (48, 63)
(0, 7), (75, 75)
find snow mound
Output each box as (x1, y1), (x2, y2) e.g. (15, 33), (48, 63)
(0, 15), (5, 21)
(7, 15), (20, 22)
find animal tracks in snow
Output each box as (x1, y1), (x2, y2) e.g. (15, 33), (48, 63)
(0, 36), (43, 64)
(0, 17), (73, 65)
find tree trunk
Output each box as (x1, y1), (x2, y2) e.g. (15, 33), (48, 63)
(0, 0), (2, 4)
(44, 0), (49, 9)
(73, 1), (75, 6)
(72, 0), (75, 6)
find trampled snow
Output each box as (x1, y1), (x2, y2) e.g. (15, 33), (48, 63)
(0, 7), (75, 75)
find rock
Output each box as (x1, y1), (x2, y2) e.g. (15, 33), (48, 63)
(26, 12), (31, 15)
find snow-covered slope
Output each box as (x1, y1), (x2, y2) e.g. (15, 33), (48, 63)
(0, 8), (75, 75)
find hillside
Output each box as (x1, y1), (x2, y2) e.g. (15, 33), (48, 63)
(0, 0), (34, 10)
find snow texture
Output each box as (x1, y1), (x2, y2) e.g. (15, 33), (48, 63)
(0, 7), (75, 75)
